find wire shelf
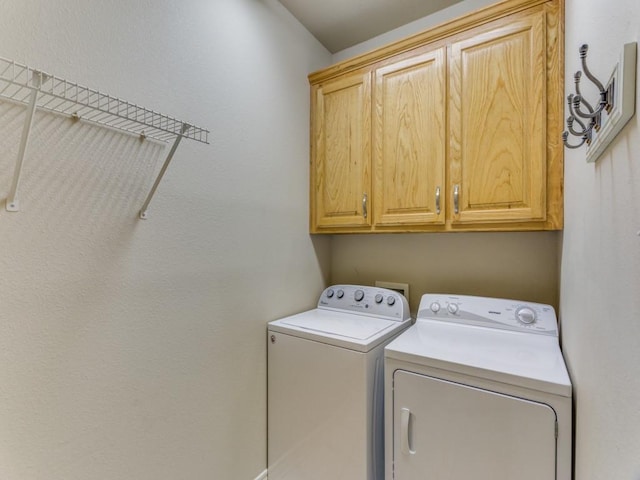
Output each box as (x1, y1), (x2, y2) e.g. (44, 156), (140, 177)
(0, 55), (210, 218)
(0, 56), (209, 144)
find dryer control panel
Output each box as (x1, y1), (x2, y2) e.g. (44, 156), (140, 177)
(318, 285), (410, 322)
(417, 294), (558, 336)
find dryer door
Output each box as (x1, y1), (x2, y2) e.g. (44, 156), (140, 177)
(393, 370), (557, 480)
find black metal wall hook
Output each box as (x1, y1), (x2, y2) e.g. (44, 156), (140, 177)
(562, 44), (615, 150)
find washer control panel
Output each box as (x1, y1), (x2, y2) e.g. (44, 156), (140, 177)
(318, 285), (410, 321)
(418, 294), (558, 336)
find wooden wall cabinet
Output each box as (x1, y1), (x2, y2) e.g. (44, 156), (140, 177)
(309, 0), (563, 234)
(312, 71), (372, 229)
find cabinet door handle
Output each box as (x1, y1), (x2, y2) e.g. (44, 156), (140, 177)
(453, 184), (460, 214)
(400, 407), (415, 455)
(435, 186), (441, 215)
(362, 193), (368, 219)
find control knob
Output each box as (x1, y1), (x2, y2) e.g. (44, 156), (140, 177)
(387, 296), (396, 306)
(326, 288), (334, 298)
(354, 289), (364, 302)
(430, 302), (441, 313)
(516, 306), (537, 325)
(374, 294), (384, 304)
(336, 289), (344, 299)
(447, 303), (459, 314)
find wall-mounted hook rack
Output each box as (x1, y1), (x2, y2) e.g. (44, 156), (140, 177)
(0, 55), (210, 217)
(563, 42), (637, 163)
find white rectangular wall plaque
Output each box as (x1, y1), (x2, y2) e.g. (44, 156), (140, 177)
(586, 42), (637, 163)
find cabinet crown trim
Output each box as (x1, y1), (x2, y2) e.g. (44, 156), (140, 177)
(309, 0), (554, 84)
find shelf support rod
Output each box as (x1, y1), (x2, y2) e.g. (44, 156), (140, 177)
(6, 71), (46, 212)
(139, 123), (190, 219)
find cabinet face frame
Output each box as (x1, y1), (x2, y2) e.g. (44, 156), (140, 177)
(311, 71), (372, 231)
(373, 46), (447, 227)
(448, 12), (548, 225)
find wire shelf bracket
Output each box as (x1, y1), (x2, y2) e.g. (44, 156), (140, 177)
(139, 123), (189, 219)
(0, 55), (210, 218)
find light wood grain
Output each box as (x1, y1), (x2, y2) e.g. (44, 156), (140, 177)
(311, 72), (372, 231)
(449, 11), (547, 224)
(373, 47), (447, 227)
(542, 0), (564, 229)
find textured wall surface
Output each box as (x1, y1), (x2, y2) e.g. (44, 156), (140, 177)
(3, 0), (637, 478)
(0, 1), (331, 479)
(561, 1), (640, 479)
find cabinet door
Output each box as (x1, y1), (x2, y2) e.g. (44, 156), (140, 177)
(373, 48), (446, 227)
(393, 370), (557, 480)
(449, 12), (547, 225)
(311, 72), (372, 230)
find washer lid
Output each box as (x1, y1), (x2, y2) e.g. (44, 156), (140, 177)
(269, 309), (411, 352)
(385, 319), (572, 397)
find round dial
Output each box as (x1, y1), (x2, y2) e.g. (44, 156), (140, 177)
(354, 289), (364, 302)
(336, 289), (344, 299)
(447, 303), (459, 314)
(387, 296), (396, 306)
(516, 306), (537, 325)
(326, 288), (334, 298)
(374, 294), (384, 304)
(430, 302), (441, 313)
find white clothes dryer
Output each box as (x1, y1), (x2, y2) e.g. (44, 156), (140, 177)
(384, 294), (572, 480)
(268, 285), (412, 480)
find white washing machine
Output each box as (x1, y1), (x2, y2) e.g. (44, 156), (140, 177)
(384, 294), (572, 480)
(268, 285), (412, 480)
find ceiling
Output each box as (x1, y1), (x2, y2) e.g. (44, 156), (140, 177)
(278, 0), (464, 53)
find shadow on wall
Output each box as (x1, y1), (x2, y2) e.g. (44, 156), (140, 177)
(330, 231), (561, 314)
(0, 103), (165, 230)
(0, 102), (167, 316)
(312, 234), (332, 287)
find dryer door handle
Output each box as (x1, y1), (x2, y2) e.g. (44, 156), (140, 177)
(400, 407), (415, 455)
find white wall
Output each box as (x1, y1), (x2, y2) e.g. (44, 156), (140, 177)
(332, 0), (497, 63)
(0, 1), (331, 479)
(561, 1), (640, 479)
